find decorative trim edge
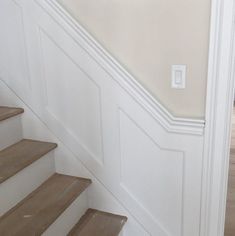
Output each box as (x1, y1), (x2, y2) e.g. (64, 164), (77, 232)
(201, 0), (235, 235)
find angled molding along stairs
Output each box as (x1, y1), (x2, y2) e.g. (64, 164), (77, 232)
(38, 0), (205, 136)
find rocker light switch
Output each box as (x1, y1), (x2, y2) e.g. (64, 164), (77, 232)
(171, 65), (186, 89)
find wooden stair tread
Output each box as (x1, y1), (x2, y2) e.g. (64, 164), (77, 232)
(68, 209), (127, 236)
(0, 106), (24, 121)
(0, 139), (57, 184)
(0, 173), (91, 235)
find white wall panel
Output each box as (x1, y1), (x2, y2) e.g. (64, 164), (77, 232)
(119, 110), (184, 235)
(40, 31), (104, 165)
(0, 0), (31, 99)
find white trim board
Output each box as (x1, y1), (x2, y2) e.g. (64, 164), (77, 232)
(34, 0), (205, 136)
(201, 0), (235, 235)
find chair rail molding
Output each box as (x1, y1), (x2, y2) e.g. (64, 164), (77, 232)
(36, 0), (205, 136)
(201, 0), (235, 235)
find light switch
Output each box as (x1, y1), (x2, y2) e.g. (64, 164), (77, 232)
(171, 65), (186, 89)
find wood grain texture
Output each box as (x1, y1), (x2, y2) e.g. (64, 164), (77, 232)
(68, 209), (127, 236)
(0, 173), (91, 235)
(0, 106), (24, 121)
(225, 108), (235, 236)
(0, 139), (57, 184)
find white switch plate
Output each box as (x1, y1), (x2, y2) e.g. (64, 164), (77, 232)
(171, 65), (186, 89)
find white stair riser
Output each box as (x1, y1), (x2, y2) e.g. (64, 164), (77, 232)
(0, 116), (23, 150)
(43, 190), (88, 236)
(0, 152), (55, 216)
(119, 230), (124, 236)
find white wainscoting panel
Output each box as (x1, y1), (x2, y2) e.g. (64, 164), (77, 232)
(0, 0), (31, 101)
(119, 110), (184, 236)
(40, 31), (104, 165)
(0, 0), (206, 235)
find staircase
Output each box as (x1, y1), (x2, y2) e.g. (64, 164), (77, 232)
(0, 106), (127, 235)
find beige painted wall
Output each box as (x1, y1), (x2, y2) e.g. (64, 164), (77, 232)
(58, 0), (211, 118)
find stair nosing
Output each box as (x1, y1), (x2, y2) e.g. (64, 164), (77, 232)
(0, 173), (92, 235)
(0, 139), (57, 184)
(68, 208), (128, 236)
(0, 106), (24, 122)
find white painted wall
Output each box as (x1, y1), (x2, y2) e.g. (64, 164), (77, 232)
(57, 0), (211, 118)
(0, 0), (206, 235)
